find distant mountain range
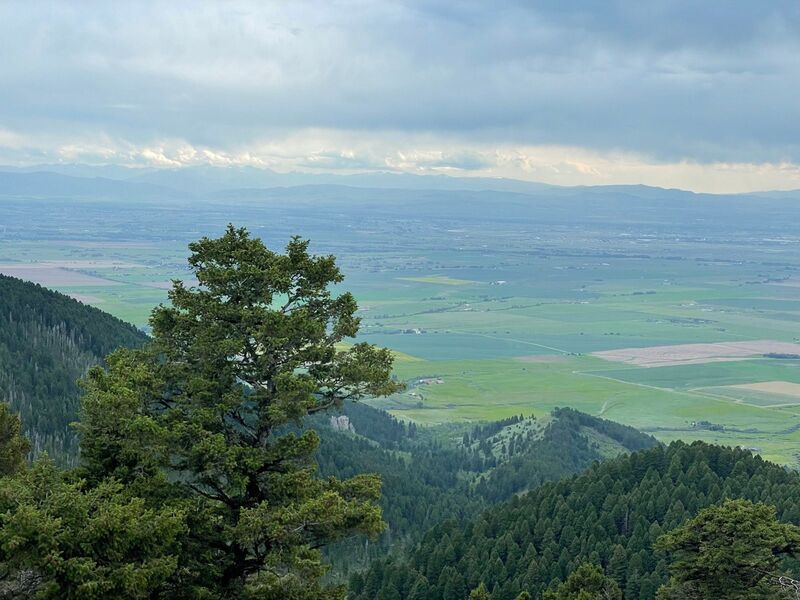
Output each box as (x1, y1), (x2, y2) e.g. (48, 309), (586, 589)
(3, 163), (798, 200)
(0, 164), (556, 196)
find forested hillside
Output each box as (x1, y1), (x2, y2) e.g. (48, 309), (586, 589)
(0, 266), (658, 581)
(353, 442), (800, 600)
(0, 275), (147, 459)
(313, 403), (656, 574)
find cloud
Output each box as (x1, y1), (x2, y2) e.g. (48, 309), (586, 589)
(1, 1), (800, 189)
(3, 126), (800, 193)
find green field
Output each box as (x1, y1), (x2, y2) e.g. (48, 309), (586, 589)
(3, 191), (800, 466)
(366, 355), (800, 465)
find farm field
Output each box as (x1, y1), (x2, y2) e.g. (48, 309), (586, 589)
(369, 355), (800, 465)
(592, 340), (800, 368)
(2, 186), (800, 465)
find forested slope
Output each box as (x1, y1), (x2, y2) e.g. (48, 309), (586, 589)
(313, 403), (656, 574)
(353, 442), (800, 600)
(0, 275), (148, 459)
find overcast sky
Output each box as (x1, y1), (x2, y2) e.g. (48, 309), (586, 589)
(1, 1), (799, 192)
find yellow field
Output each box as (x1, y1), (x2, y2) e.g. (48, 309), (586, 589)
(729, 380), (800, 398)
(593, 340), (800, 368)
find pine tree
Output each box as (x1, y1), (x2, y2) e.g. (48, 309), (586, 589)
(0, 457), (186, 599)
(5, 227), (402, 599)
(656, 499), (800, 599)
(0, 402), (29, 475)
(470, 582), (491, 599)
(543, 563), (622, 600)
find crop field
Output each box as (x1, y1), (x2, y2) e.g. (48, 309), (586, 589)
(697, 381), (800, 408)
(3, 188), (800, 465)
(732, 381), (800, 397)
(592, 340), (800, 368)
(0, 264), (124, 286)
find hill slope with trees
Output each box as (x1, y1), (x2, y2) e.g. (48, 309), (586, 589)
(353, 441), (800, 599)
(314, 404), (656, 575)
(0, 274), (148, 459)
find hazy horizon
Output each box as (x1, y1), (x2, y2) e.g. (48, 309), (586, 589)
(5, 161), (800, 198)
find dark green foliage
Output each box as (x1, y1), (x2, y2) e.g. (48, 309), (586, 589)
(0, 274), (147, 460)
(352, 442), (800, 600)
(0, 457), (186, 599)
(73, 227), (401, 598)
(543, 563), (622, 600)
(656, 499), (800, 599)
(314, 407), (485, 572)
(475, 408), (657, 502)
(323, 404), (656, 576)
(0, 402), (30, 476)
(340, 401), (412, 448)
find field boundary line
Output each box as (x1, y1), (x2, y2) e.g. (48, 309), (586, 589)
(688, 387), (800, 417)
(447, 330), (572, 354)
(574, 370), (800, 418)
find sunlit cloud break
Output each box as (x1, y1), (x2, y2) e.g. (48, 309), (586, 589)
(1, 1), (800, 192)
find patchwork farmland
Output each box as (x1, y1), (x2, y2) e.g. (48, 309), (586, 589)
(3, 188), (800, 465)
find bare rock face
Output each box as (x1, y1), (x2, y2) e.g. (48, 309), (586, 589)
(330, 415), (355, 434)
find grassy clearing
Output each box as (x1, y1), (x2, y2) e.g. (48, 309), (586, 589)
(592, 359), (800, 390)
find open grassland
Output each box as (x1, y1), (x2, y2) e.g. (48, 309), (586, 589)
(696, 381), (800, 408)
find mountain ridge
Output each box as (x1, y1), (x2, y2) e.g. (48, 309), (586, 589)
(4, 163), (799, 199)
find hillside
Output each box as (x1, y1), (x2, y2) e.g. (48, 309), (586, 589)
(353, 442), (800, 599)
(312, 404), (656, 574)
(0, 274), (148, 459)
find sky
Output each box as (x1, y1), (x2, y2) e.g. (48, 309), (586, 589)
(1, 1), (799, 193)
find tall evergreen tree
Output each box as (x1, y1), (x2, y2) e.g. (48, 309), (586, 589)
(469, 582), (491, 599)
(656, 499), (800, 599)
(5, 226), (403, 599)
(0, 403), (30, 476)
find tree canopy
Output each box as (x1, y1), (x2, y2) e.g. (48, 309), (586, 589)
(0, 274), (147, 460)
(354, 441), (800, 599)
(1, 226), (402, 599)
(656, 499), (800, 599)
(0, 402), (30, 477)
(543, 564), (621, 600)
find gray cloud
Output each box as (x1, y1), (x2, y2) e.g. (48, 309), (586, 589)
(1, 0), (799, 164)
